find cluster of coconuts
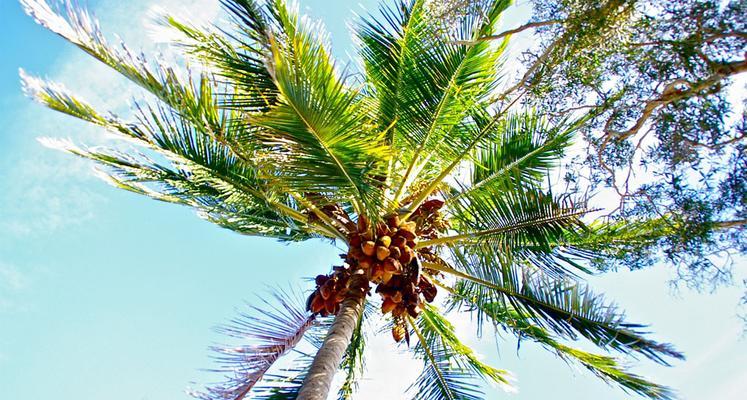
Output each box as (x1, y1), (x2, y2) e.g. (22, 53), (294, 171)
(306, 200), (447, 341)
(307, 266), (368, 316)
(350, 213), (419, 284)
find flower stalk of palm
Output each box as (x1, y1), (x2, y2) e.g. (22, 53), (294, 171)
(20, 0), (684, 399)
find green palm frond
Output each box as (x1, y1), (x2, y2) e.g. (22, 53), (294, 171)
(415, 305), (513, 390)
(162, 3), (278, 112)
(357, 0), (510, 207)
(436, 253), (683, 365)
(445, 290), (675, 400)
(444, 188), (587, 246)
(190, 289), (316, 400)
(356, 0), (431, 141)
(429, 187), (591, 277)
(21, 72), (329, 240)
(449, 111), (574, 202)
(563, 217), (679, 264)
(246, 0), (389, 216)
(20, 0), (218, 120)
(407, 315), (483, 400)
(404, 104), (593, 220)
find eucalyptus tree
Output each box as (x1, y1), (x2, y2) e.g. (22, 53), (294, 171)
(21, 0), (684, 399)
(432, 0), (747, 295)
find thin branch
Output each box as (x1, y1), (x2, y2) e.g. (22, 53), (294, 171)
(452, 19), (563, 46)
(494, 39), (561, 101)
(603, 57), (747, 142)
(715, 219), (747, 229)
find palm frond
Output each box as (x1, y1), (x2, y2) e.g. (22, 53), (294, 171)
(408, 316), (483, 400)
(191, 289), (316, 400)
(429, 187), (591, 277)
(249, 0), (389, 216)
(403, 105), (593, 220)
(357, 0), (510, 207)
(449, 111), (574, 202)
(418, 305), (513, 389)
(445, 289), (676, 400)
(162, 4), (278, 112)
(437, 254), (684, 365)
(563, 217), (679, 265)
(242, 355), (311, 400)
(21, 72), (327, 240)
(21, 0), (208, 117)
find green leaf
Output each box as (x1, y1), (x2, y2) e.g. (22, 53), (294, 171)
(437, 187), (590, 277)
(21, 72), (316, 240)
(443, 254), (684, 365)
(162, 2), (279, 112)
(251, 0), (389, 215)
(451, 111), (574, 201)
(337, 300), (369, 400)
(408, 313), (484, 400)
(447, 293), (676, 400)
(357, 0), (510, 206)
(416, 305), (513, 390)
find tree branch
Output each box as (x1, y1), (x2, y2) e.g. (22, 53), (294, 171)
(604, 57), (747, 142)
(452, 19), (563, 45)
(715, 219), (747, 229)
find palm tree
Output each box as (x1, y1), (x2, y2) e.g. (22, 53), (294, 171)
(20, 0), (684, 399)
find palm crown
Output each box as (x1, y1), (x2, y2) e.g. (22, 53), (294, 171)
(21, 0), (683, 399)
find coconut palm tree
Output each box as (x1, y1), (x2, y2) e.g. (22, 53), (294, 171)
(20, 0), (683, 399)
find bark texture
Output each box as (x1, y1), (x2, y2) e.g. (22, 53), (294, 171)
(297, 295), (364, 400)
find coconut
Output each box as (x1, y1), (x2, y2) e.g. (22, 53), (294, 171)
(376, 245), (390, 261)
(386, 214), (400, 228)
(361, 241), (376, 256)
(397, 227), (416, 241)
(383, 257), (401, 273)
(371, 265), (384, 281)
(378, 235), (392, 248)
(320, 284), (332, 300)
(392, 324), (405, 342)
(310, 295), (325, 313)
(400, 247), (413, 264)
(391, 291), (403, 303)
(376, 222), (389, 237)
(381, 298), (397, 314)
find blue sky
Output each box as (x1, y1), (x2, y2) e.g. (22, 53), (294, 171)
(0, 1), (745, 399)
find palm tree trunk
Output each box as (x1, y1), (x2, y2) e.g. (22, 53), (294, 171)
(297, 295), (364, 400)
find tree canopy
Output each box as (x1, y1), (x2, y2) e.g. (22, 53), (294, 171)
(18, 0), (699, 399)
